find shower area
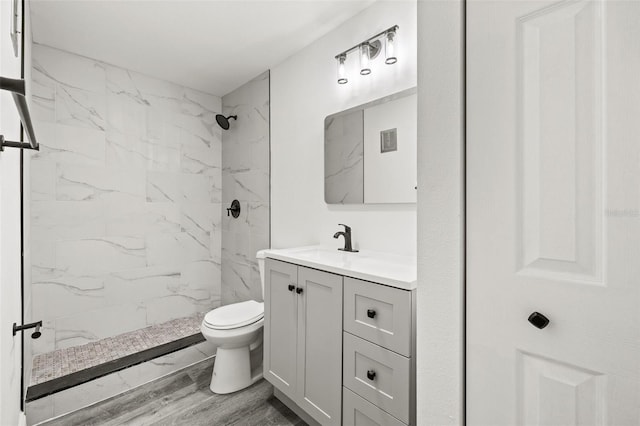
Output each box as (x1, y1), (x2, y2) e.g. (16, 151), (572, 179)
(24, 43), (270, 423)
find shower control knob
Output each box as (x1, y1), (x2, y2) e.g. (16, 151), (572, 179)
(288, 284), (295, 292)
(367, 309), (376, 319)
(296, 287), (303, 295)
(366, 370), (376, 381)
(226, 200), (241, 218)
(528, 312), (550, 329)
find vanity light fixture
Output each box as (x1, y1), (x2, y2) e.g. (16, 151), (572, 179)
(359, 43), (372, 75)
(337, 53), (348, 84)
(334, 25), (398, 85)
(385, 28), (397, 64)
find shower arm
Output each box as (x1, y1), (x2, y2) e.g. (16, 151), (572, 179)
(0, 76), (39, 151)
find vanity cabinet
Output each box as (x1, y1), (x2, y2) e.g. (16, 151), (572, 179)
(263, 246), (416, 426)
(264, 259), (343, 426)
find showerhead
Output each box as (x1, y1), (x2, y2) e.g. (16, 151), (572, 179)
(215, 114), (237, 130)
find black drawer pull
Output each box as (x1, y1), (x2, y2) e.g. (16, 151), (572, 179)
(367, 309), (376, 319)
(366, 370), (376, 381)
(288, 284), (295, 292)
(296, 287), (303, 294)
(528, 312), (550, 329)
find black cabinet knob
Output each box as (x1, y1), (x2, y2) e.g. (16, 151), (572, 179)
(296, 287), (303, 295)
(367, 309), (376, 319)
(288, 284), (295, 292)
(528, 312), (550, 329)
(366, 370), (376, 381)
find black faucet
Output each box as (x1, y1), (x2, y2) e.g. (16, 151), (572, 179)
(333, 224), (358, 252)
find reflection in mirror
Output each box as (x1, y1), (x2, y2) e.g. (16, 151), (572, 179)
(324, 87), (417, 204)
(325, 110), (364, 203)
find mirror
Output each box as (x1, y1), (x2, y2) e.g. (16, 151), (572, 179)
(324, 87), (417, 204)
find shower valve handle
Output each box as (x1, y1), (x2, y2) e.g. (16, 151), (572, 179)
(227, 200), (241, 218)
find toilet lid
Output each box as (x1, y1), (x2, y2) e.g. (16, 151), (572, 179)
(204, 300), (264, 330)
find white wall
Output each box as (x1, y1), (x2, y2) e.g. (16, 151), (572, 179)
(0, 0), (26, 423)
(416, 0), (465, 424)
(271, 1), (417, 255)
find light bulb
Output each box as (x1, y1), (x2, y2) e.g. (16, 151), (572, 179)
(337, 54), (348, 84)
(359, 43), (371, 75)
(385, 29), (397, 65)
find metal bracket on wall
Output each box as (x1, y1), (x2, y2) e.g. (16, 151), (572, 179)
(0, 76), (39, 151)
(0, 134), (37, 151)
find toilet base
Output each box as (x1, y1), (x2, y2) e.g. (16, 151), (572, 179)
(210, 346), (263, 394)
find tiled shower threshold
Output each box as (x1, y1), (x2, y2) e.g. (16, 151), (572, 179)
(26, 313), (206, 402)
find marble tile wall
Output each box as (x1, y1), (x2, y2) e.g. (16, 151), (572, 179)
(29, 43), (223, 355)
(221, 71), (270, 304)
(324, 110), (364, 203)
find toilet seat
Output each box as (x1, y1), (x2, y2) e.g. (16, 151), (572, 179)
(204, 300), (264, 330)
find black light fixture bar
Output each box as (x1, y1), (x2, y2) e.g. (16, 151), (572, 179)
(0, 76), (39, 151)
(334, 25), (399, 59)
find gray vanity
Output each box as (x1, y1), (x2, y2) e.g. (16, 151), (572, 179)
(262, 246), (416, 426)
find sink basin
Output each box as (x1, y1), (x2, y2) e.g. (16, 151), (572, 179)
(284, 246), (354, 261)
(262, 245), (416, 290)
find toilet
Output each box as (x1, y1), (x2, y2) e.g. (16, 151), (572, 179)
(200, 250), (266, 394)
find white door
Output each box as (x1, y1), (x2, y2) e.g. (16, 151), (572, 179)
(467, 0), (640, 425)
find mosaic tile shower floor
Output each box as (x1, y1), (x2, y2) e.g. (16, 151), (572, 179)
(31, 313), (206, 386)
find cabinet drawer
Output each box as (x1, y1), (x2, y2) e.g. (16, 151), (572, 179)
(344, 277), (412, 356)
(343, 332), (410, 424)
(343, 387), (406, 426)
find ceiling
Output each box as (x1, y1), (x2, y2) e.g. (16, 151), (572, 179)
(29, 0), (375, 96)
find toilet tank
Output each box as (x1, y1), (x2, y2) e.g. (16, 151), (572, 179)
(256, 250), (267, 299)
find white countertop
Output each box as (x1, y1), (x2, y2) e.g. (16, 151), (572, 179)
(262, 245), (417, 290)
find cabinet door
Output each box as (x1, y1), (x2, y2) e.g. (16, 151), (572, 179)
(264, 259), (298, 400)
(297, 266), (343, 426)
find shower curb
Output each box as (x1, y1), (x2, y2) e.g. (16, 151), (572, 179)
(25, 333), (204, 402)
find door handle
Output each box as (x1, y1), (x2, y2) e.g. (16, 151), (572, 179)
(528, 312), (550, 329)
(296, 287), (303, 295)
(367, 309), (376, 319)
(366, 370), (376, 381)
(288, 284), (295, 292)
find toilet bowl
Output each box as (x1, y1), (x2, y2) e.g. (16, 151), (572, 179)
(200, 250), (267, 394)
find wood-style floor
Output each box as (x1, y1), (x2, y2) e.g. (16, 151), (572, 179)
(41, 359), (306, 426)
